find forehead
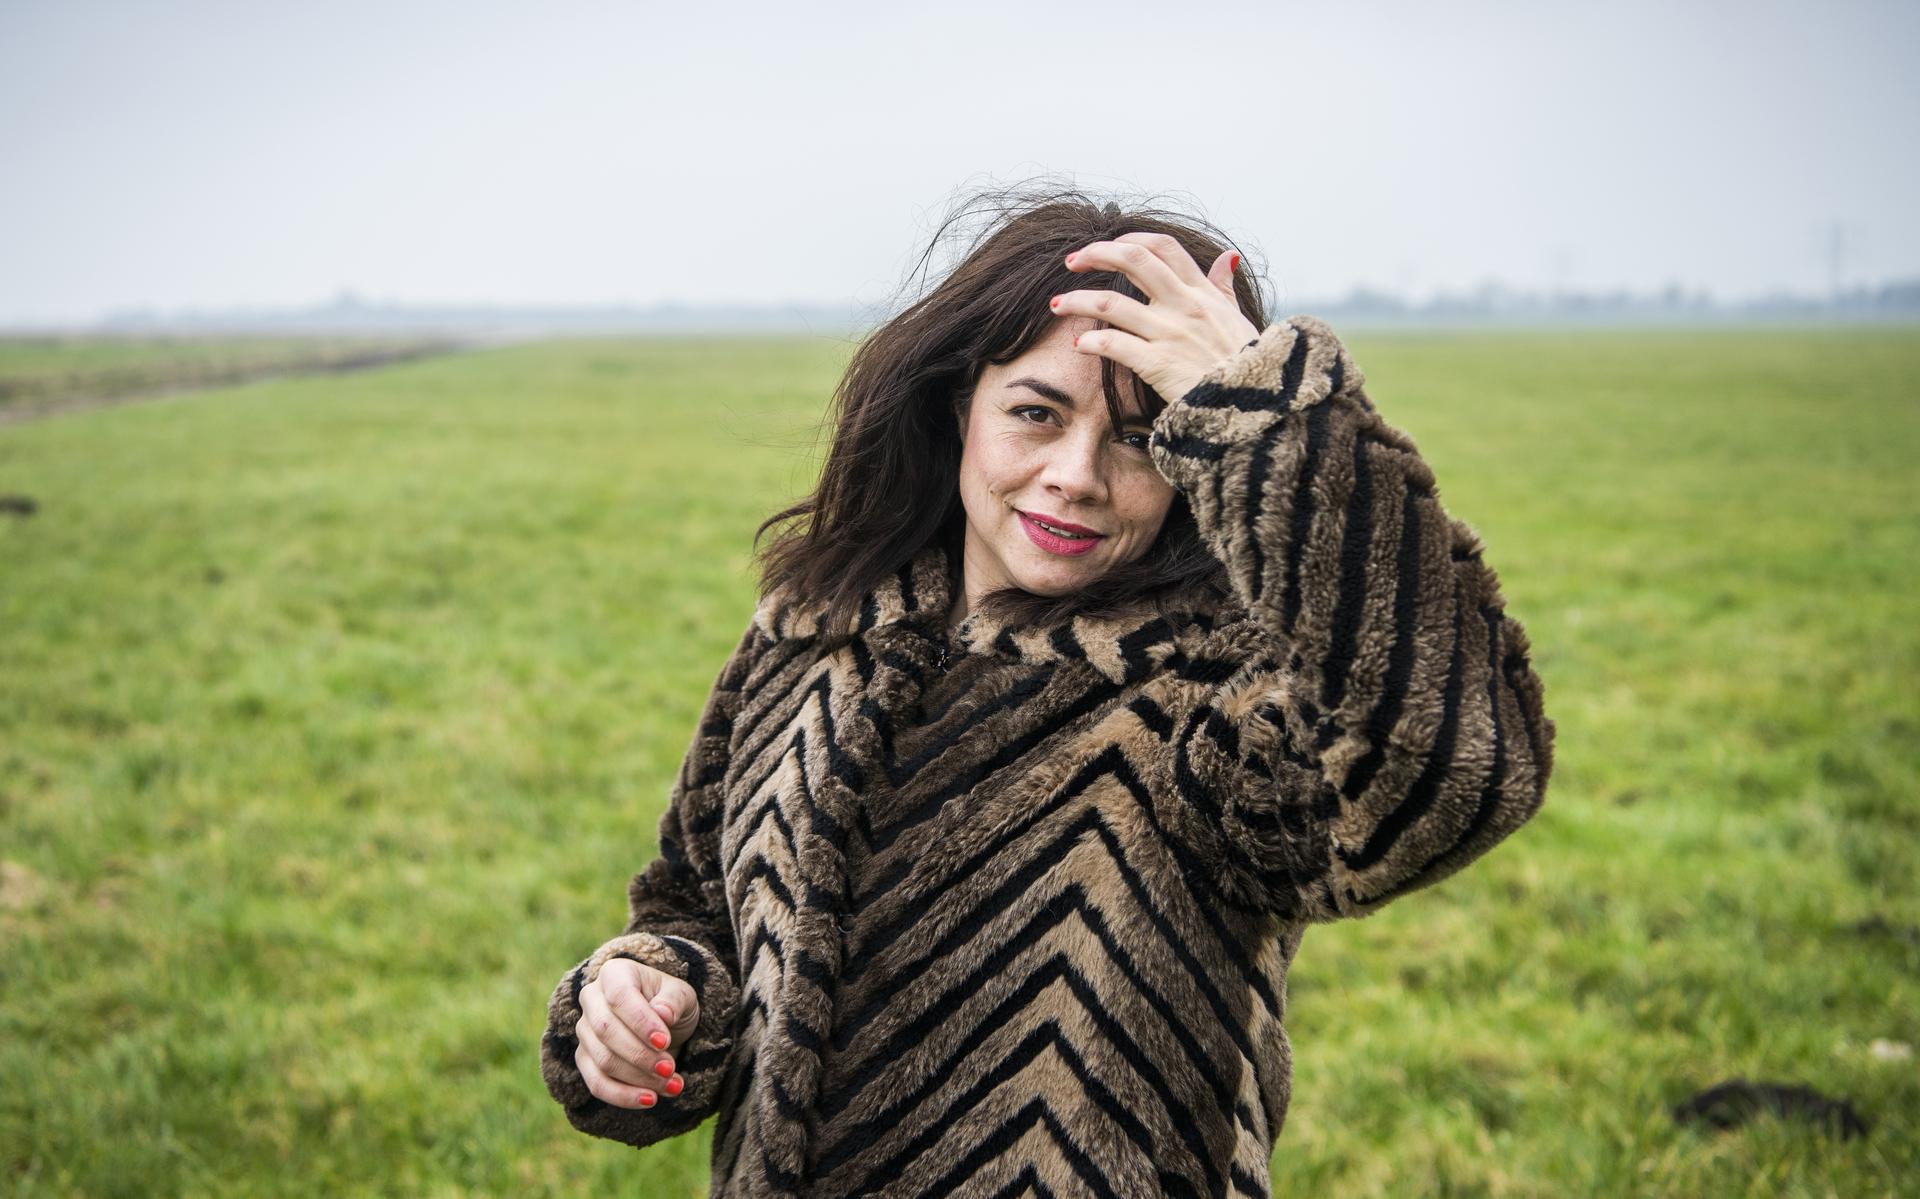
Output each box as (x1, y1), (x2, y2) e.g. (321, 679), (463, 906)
(986, 317), (1148, 414)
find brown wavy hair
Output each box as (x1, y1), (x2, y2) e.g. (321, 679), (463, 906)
(752, 180), (1271, 639)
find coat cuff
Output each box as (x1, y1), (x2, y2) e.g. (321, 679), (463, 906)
(1177, 314), (1364, 410)
(539, 931), (741, 1147)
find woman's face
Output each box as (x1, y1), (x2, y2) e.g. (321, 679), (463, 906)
(952, 314), (1177, 618)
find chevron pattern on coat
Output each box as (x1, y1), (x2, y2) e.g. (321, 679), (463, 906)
(541, 315), (1557, 1198)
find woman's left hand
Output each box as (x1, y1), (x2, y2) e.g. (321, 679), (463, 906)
(1053, 232), (1262, 404)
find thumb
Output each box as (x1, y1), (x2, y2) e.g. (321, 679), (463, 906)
(1206, 250), (1239, 297)
(650, 976), (699, 1035)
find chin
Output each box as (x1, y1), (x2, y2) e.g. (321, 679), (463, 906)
(1011, 555), (1101, 594)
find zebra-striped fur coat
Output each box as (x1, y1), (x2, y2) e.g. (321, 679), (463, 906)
(540, 315), (1557, 1197)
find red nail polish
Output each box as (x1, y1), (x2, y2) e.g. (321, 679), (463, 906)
(638, 1092), (656, 1107)
(1049, 296), (1060, 310)
(655, 1059), (674, 1077)
(666, 1076), (684, 1096)
(1230, 253), (1240, 272)
(1065, 252), (1078, 267)
(1072, 334), (1080, 348)
(649, 1031), (669, 1051)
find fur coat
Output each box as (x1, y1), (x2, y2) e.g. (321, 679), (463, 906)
(539, 315), (1557, 1197)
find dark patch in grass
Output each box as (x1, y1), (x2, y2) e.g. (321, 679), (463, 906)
(1846, 914), (1920, 948)
(1671, 1078), (1870, 1139)
(0, 494), (36, 517)
(1840, 830), (1909, 890)
(122, 748), (176, 794)
(1816, 748), (1873, 788)
(228, 693), (270, 721)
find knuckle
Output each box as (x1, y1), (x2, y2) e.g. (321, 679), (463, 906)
(1144, 231), (1179, 251)
(1121, 243), (1152, 264)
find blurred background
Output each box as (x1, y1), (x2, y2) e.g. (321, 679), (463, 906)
(2, 2), (1914, 1195)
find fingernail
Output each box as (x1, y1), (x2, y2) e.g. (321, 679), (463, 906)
(1065, 252), (1079, 267)
(1049, 295), (1061, 310)
(655, 1059), (674, 1078)
(1072, 334), (1080, 348)
(666, 1076), (684, 1096)
(638, 1091), (656, 1107)
(1230, 253), (1240, 273)
(649, 1031), (670, 1051)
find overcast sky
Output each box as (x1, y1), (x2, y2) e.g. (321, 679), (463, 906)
(2, 0), (1915, 325)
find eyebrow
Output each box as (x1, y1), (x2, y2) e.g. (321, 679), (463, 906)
(1005, 376), (1151, 428)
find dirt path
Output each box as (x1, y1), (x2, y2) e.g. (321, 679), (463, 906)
(0, 338), (477, 427)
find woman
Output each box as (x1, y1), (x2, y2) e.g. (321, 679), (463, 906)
(539, 189), (1556, 1197)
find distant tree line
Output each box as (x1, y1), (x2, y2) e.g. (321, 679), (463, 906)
(25, 277), (1920, 337)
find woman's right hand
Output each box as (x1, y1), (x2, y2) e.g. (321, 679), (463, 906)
(574, 957), (699, 1108)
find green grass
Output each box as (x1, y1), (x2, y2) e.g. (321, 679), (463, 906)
(1, 327), (1915, 1196)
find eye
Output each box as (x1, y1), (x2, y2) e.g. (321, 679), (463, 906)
(1119, 431), (1152, 452)
(1011, 405), (1054, 425)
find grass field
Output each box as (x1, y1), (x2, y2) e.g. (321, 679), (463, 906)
(2, 327), (1915, 1196)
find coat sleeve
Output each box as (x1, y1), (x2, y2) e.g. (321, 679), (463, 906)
(1148, 315), (1556, 924)
(539, 618), (765, 1148)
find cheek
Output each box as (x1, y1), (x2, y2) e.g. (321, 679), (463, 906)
(957, 439), (1001, 512)
(957, 442), (985, 494)
(961, 436), (1025, 501)
(1121, 475), (1177, 531)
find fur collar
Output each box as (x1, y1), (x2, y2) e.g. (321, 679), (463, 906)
(751, 540), (1234, 685)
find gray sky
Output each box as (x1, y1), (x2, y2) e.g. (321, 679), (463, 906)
(2, 0), (1915, 325)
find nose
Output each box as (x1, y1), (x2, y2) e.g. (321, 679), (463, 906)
(1040, 425), (1110, 506)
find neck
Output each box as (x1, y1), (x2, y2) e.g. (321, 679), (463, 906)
(946, 551), (972, 628)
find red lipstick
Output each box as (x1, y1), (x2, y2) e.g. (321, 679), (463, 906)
(1018, 510), (1105, 556)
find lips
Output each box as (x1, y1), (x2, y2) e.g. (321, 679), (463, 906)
(1019, 510), (1102, 537)
(1017, 510), (1105, 557)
